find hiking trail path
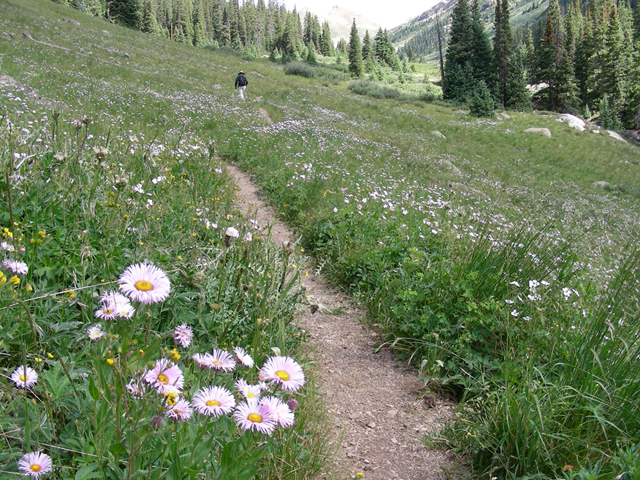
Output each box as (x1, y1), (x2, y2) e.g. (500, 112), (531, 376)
(227, 164), (457, 480)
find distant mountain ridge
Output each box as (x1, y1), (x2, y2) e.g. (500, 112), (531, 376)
(300, 6), (382, 44)
(389, 0), (548, 60)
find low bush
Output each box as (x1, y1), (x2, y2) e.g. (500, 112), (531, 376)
(283, 61), (316, 78)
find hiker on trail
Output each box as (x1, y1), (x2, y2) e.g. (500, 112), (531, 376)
(234, 71), (248, 100)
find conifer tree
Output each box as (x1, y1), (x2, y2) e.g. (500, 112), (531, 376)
(493, 0), (513, 106)
(192, 0), (207, 46)
(443, 0), (472, 100)
(141, 0), (160, 35)
(362, 30), (372, 61)
(505, 47), (532, 110)
(348, 19), (364, 78)
(109, 0), (139, 28)
(469, 0), (494, 96)
(599, 3), (625, 102)
(320, 21), (333, 56)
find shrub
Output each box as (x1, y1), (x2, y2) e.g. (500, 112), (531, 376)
(468, 80), (496, 117)
(348, 79), (411, 101)
(283, 61), (317, 78)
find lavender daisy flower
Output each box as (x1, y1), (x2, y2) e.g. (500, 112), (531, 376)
(87, 325), (105, 341)
(18, 452), (52, 478)
(233, 346), (254, 368)
(235, 378), (262, 400)
(209, 349), (236, 372)
(165, 399), (193, 421)
(259, 356), (305, 392)
(144, 358), (184, 394)
(119, 263), (171, 304)
(233, 399), (276, 434)
(2, 259), (28, 275)
(126, 378), (146, 397)
(11, 365), (38, 389)
(174, 324), (193, 348)
(192, 352), (215, 369)
(261, 395), (295, 428)
(192, 386), (236, 417)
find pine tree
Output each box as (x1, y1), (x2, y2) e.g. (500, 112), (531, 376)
(348, 19), (363, 78)
(469, 80), (496, 117)
(141, 0), (160, 35)
(109, 0), (139, 28)
(362, 30), (372, 61)
(599, 3), (625, 103)
(192, 0), (207, 46)
(505, 47), (532, 111)
(493, 0), (513, 106)
(469, 0), (494, 96)
(320, 21), (333, 56)
(443, 0), (473, 100)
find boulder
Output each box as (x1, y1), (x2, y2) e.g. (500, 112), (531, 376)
(431, 130), (446, 139)
(607, 130), (627, 143)
(524, 127), (552, 138)
(498, 112), (511, 119)
(557, 114), (585, 131)
(593, 181), (610, 188)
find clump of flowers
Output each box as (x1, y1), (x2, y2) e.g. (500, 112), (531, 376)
(95, 290), (135, 320)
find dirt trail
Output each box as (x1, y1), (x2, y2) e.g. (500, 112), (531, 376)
(227, 164), (456, 480)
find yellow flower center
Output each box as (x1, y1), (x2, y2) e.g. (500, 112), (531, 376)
(206, 399), (221, 407)
(275, 370), (290, 381)
(134, 280), (153, 291)
(19, 375), (27, 382)
(247, 392), (255, 398)
(103, 309), (114, 314)
(158, 374), (169, 384)
(30, 465), (41, 473)
(213, 361), (222, 366)
(248, 413), (262, 423)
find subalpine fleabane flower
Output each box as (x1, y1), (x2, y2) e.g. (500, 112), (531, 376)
(165, 399), (192, 421)
(2, 259), (28, 275)
(144, 358), (184, 394)
(18, 452), (52, 478)
(173, 324), (193, 348)
(11, 365), (38, 389)
(233, 399), (276, 434)
(260, 395), (295, 428)
(259, 356), (305, 392)
(235, 378), (262, 400)
(119, 263), (170, 304)
(192, 386), (236, 417)
(233, 346), (254, 368)
(87, 325), (105, 341)
(209, 349), (236, 372)
(96, 290), (135, 320)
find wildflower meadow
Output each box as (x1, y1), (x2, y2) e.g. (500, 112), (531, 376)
(2, 0), (640, 479)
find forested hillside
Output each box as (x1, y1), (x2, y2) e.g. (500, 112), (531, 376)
(51, 0), (337, 58)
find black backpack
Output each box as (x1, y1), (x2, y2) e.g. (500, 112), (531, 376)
(238, 74), (247, 86)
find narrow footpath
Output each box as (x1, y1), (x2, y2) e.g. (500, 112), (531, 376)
(227, 164), (457, 480)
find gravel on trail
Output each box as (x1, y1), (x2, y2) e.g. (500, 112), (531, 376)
(227, 164), (457, 480)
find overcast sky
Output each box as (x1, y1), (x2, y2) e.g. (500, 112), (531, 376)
(281, 0), (441, 29)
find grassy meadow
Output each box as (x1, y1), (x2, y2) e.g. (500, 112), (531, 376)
(2, 0), (640, 479)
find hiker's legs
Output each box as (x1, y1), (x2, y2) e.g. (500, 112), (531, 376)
(238, 86), (246, 100)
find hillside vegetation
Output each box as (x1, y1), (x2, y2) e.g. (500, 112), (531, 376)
(2, 0), (640, 479)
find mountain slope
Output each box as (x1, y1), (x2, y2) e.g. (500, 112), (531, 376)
(390, 0), (548, 59)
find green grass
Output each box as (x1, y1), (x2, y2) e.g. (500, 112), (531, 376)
(2, 0), (640, 478)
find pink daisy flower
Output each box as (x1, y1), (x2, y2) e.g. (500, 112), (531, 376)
(261, 396), (295, 428)
(126, 378), (146, 397)
(233, 346), (254, 367)
(235, 378), (262, 400)
(119, 263), (170, 304)
(87, 325), (105, 341)
(259, 356), (305, 392)
(10, 365), (38, 389)
(192, 386), (236, 417)
(95, 291), (135, 320)
(144, 359), (184, 394)
(192, 352), (214, 369)
(174, 324), (193, 348)
(2, 259), (28, 275)
(233, 399), (276, 434)
(209, 349), (236, 372)
(18, 452), (52, 478)
(165, 399), (193, 421)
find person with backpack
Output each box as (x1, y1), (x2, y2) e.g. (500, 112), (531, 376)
(234, 71), (248, 100)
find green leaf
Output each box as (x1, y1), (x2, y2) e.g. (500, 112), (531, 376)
(109, 442), (127, 456)
(88, 375), (99, 401)
(75, 464), (101, 480)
